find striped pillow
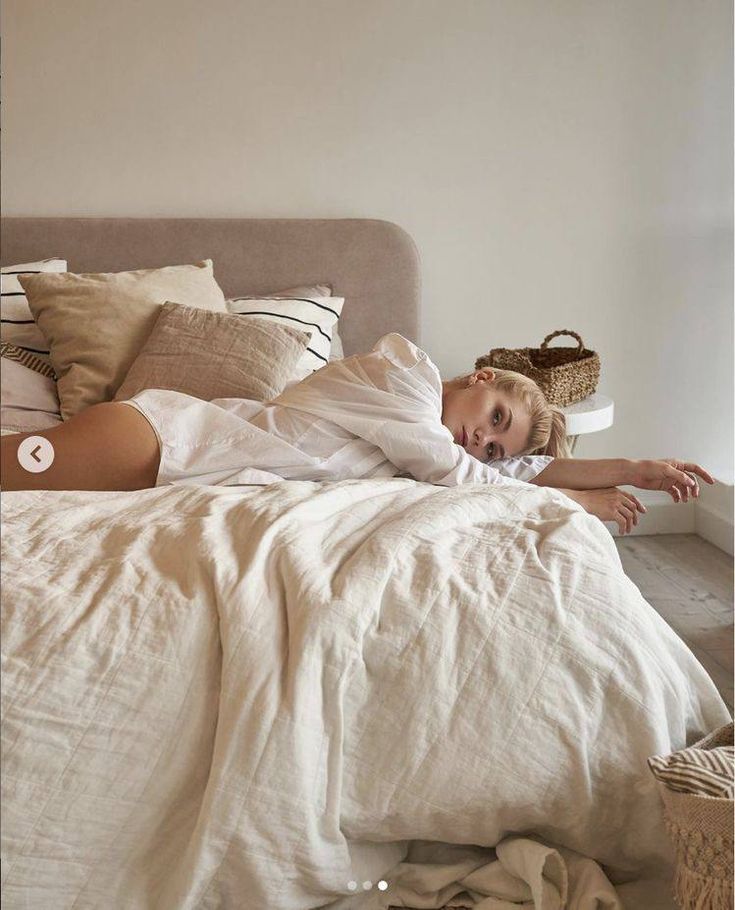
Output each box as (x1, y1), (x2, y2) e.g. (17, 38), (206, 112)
(1, 341), (62, 434)
(648, 726), (734, 799)
(0, 341), (57, 380)
(1, 259), (67, 364)
(226, 295), (344, 381)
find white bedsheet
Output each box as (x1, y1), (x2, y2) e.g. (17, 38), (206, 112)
(1, 479), (730, 909)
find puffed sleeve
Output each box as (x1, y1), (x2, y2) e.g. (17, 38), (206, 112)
(369, 335), (536, 488)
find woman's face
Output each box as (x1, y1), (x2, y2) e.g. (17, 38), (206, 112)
(441, 370), (532, 462)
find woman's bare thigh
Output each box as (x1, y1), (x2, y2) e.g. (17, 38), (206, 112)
(0, 402), (161, 491)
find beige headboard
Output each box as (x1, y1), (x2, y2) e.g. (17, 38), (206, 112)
(0, 217), (421, 355)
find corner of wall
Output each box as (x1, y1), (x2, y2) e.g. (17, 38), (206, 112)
(695, 478), (734, 556)
(604, 479), (734, 556)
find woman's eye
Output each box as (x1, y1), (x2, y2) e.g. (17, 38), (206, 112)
(493, 410), (502, 426)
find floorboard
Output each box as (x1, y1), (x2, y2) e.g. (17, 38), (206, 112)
(614, 533), (734, 712)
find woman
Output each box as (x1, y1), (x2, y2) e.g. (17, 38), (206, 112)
(1, 333), (712, 534)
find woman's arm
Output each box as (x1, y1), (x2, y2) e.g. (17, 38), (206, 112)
(529, 457), (714, 500)
(529, 458), (632, 490)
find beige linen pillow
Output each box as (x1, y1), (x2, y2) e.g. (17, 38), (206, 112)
(115, 302), (310, 403)
(20, 260), (227, 419)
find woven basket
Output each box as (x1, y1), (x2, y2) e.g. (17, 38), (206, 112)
(653, 723), (734, 910)
(475, 330), (600, 408)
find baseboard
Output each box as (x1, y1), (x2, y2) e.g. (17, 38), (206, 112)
(695, 479), (734, 556)
(604, 479), (734, 555)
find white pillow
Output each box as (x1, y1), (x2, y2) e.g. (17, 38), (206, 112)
(226, 295), (345, 381)
(1, 258), (67, 364)
(247, 283), (345, 362)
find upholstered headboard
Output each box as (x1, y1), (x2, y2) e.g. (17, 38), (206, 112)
(0, 217), (421, 356)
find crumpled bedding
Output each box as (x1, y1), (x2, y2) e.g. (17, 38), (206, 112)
(335, 836), (624, 909)
(1, 478), (730, 909)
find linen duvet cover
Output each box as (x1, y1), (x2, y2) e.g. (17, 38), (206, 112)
(1, 477), (730, 909)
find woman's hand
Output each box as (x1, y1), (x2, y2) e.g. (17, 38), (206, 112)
(561, 487), (646, 535)
(629, 459), (715, 503)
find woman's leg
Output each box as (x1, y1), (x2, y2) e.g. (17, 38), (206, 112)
(0, 402), (161, 492)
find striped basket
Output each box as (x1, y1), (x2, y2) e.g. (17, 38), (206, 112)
(475, 330), (600, 408)
(648, 722), (734, 910)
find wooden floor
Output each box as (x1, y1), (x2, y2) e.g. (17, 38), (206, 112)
(614, 533), (734, 711)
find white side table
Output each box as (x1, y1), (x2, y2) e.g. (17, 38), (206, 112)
(560, 393), (614, 454)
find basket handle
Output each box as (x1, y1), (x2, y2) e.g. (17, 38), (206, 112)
(540, 330), (585, 359)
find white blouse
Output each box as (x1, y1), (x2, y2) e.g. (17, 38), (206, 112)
(124, 333), (554, 488)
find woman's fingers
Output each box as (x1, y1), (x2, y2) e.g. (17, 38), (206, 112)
(682, 463), (715, 484)
(669, 466), (697, 491)
(619, 500), (638, 527)
(623, 491), (646, 513)
(623, 501), (637, 530)
(667, 462), (716, 495)
(669, 477), (701, 503)
(617, 503), (634, 534)
(666, 484), (681, 503)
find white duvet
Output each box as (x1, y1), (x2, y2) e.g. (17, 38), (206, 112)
(1, 479), (730, 909)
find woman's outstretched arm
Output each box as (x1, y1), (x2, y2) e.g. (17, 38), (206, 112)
(528, 457), (714, 501)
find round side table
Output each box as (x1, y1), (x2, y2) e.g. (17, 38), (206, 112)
(560, 393), (614, 454)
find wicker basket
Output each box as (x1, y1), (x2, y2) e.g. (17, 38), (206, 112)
(650, 723), (734, 910)
(475, 330), (600, 408)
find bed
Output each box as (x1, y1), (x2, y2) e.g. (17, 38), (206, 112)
(1, 217), (731, 910)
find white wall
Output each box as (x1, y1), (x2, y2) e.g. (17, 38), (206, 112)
(3, 0), (733, 480)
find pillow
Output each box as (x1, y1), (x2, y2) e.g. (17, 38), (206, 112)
(227, 294), (344, 381)
(240, 283), (345, 361)
(20, 260), (227, 420)
(269, 284), (332, 298)
(1, 258), (67, 364)
(648, 725), (734, 799)
(115, 302), (310, 404)
(0, 339), (56, 380)
(1, 342), (62, 434)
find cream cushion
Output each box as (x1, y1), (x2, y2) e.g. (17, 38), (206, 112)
(20, 260), (227, 419)
(115, 302), (310, 404)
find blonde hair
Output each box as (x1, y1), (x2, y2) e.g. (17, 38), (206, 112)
(460, 367), (572, 459)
